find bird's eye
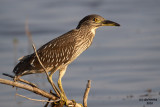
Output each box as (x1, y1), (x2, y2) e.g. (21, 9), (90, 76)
(93, 18), (98, 22)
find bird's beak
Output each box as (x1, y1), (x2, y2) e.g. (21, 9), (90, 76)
(102, 20), (120, 26)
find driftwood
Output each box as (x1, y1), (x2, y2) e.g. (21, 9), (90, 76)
(0, 20), (91, 107)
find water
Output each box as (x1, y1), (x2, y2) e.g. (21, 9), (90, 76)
(0, 0), (160, 107)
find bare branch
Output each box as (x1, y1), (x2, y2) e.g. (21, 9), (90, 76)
(16, 93), (60, 102)
(44, 98), (51, 107)
(0, 78), (57, 100)
(3, 73), (37, 87)
(25, 20), (60, 97)
(0, 78), (85, 107)
(83, 80), (91, 107)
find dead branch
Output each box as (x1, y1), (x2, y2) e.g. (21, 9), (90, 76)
(3, 73), (37, 87)
(25, 19), (60, 97)
(0, 78), (57, 100)
(0, 77), (87, 107)
(83, 80), (91, 107)
(16, 93), (59, 102)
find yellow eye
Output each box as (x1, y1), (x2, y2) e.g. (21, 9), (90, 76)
(93, 18), (98, 22)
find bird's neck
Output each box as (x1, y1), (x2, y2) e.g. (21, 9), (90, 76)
(78, 25), (96, 46)
(78, 25), (97, 35)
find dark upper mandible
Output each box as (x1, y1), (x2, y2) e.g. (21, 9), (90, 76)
(76, 14), (120, 29)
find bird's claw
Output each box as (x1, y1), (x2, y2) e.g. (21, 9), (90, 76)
(60, 93), (68, 103)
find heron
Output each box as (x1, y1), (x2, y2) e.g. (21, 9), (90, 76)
(13, 14), (120, 102)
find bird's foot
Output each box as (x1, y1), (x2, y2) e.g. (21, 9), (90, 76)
(53, 93), (67, 106)
(60, 92), (68, 103)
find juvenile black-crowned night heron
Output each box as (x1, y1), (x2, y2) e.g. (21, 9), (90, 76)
(13, 14), (120, 101)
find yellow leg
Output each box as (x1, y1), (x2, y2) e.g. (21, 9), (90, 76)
(47, 68), (61, 97)
(48, 74), (61, 97)
(58, 66), (68, 101)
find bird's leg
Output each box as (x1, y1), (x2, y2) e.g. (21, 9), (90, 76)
(48, 70), (61, 97)
(58, 66), (68, 102)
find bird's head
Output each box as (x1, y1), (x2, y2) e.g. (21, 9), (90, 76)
(76, 14), (120, 29)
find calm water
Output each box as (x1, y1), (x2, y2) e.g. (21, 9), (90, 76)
(0, 0), (160, 107)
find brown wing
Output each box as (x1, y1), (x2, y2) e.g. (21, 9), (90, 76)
(32, 34), (77, 69)
(13, 29), (79, 76)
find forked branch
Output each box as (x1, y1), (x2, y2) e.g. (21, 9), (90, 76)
(25, 19), (60, 97)
(0, 77), (91, 107)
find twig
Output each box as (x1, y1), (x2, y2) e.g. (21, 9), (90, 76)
(16, 93), (60, 102)
(25, 20), (60, 97)
(83, 80), (91, 107)
(44, 99), (51, 107)
(2, 73), (37, 87)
